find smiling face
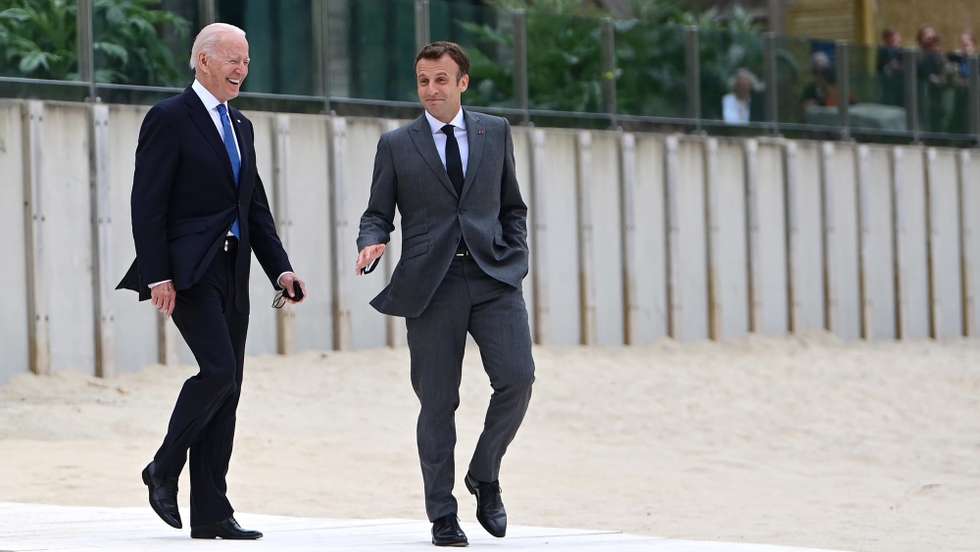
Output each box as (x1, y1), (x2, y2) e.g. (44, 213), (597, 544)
(196, 32), (249, 103)
(416, 54), (469, 124)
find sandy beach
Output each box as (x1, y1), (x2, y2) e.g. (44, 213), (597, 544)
(1, 333), (978, 552)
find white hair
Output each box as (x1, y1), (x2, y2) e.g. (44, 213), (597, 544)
(189, 23), (246, 71)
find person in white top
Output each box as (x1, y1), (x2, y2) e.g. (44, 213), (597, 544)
(722, 68), (760, 125)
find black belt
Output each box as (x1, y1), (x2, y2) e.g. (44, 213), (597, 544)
(223, 235), (239, 253)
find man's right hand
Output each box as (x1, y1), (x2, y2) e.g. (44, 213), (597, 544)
(151, 281), (177, 316)
(355, 244), (386, 275)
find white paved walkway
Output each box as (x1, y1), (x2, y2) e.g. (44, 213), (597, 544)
(0, 503), (851, 551)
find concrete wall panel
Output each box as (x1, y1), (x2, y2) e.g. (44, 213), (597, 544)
(0, 102), (29, 383)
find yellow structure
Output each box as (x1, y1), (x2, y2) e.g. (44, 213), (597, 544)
(786, 0), (980, 48)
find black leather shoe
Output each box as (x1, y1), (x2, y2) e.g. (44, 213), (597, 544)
(191, 516), (263, 540)
(465, 473), (506, 537)
(141, 463), (181, 529)
(431, 515), (468, 547)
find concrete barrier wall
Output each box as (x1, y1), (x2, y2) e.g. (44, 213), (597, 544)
(0, 103), (29, 382)
(785, 141), (826, 333)
(668, 137), (710, 341)
(1, 98), (977, 382)
(108, 105), (158, 374)
(961, 151), (980, 337)
(893, 146), (931, 339)
(823, 143), (862, 340)
(707, 139), (749, 339)
(629, 135), (669, 343)
(927, 149), (965, 338)
(751, 140), (790, 336)
(858, 145), (897, 340)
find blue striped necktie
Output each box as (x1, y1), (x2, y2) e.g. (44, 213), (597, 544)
(216, 104), (241, 238)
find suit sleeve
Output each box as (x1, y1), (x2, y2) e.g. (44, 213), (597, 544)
(356, 133), (397, 252)
(249, 163), (294, 290)
(131, 105), (178, 286)
(499, 118), (528, 251)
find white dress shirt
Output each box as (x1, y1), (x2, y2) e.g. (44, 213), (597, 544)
(722, 93), (750, 125)
(424, 108), (468, 176)
(192, 78), (241, 160)
(149, 80), (293, 289)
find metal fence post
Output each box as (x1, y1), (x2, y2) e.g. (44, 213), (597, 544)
(198, 0), (216, 24)
(513, 9), (529, 125)
(600, 18), (618, 128)
(969, 55), (980, 144)
(836, 40), (850, 138)
(904, 48), (920, 141)
(764, 32), (779, 134)
(77, 0), (96, 100)
(89, 103), (114, 377)
(415, 0), (430, 52)
(686, 26), (702, 132)
(313, 0), (332, 108)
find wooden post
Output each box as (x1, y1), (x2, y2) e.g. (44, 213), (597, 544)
(528, 128), (549, 344)
(575, 131), (597, 345)
(329, 116), (351, 350)
(273, 114), (295, 355)
(22, 101), (50, 375)
(888, 146), (910, 339)
(619, 132), (639, 344)
(855, 145), (873, 339)
(382, 119), (406, 348)
(704, 138), (722, 340)
(664, 135), (681, 338)
(820, 142), (837, 333)
(89, 103), (114, 377)
(924, 148), (940, 338)
(959, 150), (977, 336)
(783, 141), (802, 333)
(744, 139), (762, 333)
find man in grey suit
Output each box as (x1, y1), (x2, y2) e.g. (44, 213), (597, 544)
(356, 41), (535, 547)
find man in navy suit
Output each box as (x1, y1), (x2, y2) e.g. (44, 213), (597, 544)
(118, 23), (306, 540)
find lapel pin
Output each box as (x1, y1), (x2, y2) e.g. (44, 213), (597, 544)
(236, 119), (242, 123)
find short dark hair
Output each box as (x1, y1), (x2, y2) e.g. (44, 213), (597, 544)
(415, 41), (470, 80)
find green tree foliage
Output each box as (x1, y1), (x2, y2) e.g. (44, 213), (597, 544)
(0, 0), (189, 85)
(459, 0), (799, 119)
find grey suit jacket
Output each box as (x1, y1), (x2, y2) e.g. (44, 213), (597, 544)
(357, 109), (529, 318)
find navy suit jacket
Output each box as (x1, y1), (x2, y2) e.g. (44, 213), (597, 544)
(117, 87), (292, 312)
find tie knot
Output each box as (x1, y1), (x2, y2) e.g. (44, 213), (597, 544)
(216, 104), (227, 116)
(441, 124), (454, 135)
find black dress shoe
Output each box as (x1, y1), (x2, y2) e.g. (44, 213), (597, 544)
(191, 516), (263, 540)
(141, 463), (181, 529)
(464, 473), (506, 537)
(431, 514), (468, 547)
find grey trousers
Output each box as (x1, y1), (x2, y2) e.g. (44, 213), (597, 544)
(405, 255), (535, 521)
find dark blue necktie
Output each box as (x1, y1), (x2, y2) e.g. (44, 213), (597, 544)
(441, 124), (464, 197)
(217, 104), (241, 238)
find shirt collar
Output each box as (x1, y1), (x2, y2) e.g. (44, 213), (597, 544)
(192, 79), (227, 114)
(424, 108), (466, 135)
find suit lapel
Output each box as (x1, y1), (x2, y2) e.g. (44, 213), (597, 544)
(182, 88), (237, 193)
(460, 109), (485, 202)
(408, 115), (458, 200)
